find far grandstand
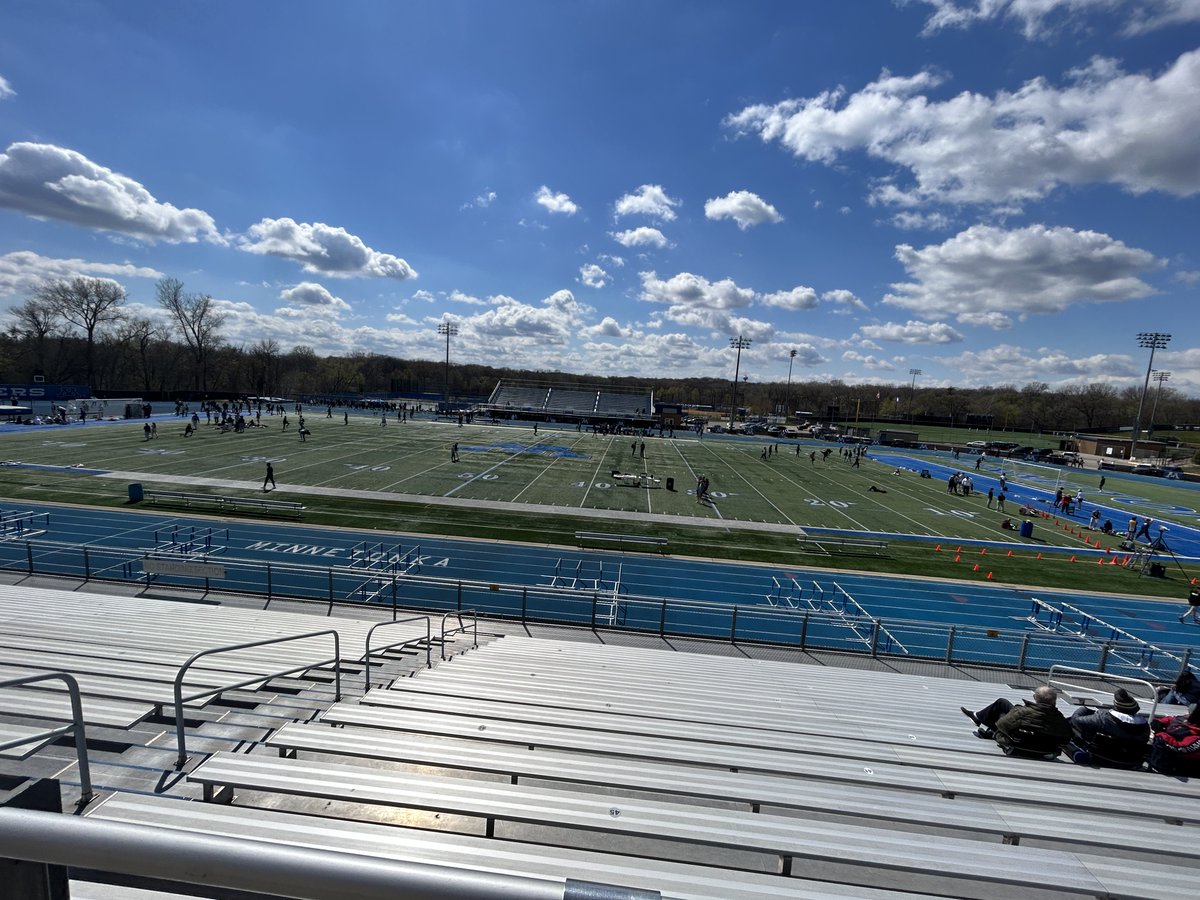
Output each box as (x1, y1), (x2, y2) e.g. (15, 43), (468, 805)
(479, 378), (655, 428)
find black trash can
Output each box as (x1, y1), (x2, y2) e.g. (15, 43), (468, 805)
(128, 483), (144, 503)
(665, 477), (675, 491)
(1019, 520), (1034, 538)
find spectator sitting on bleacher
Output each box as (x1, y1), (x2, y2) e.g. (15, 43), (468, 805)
(1158, 670), (1200, 707)
(961, 686), (1072, 759)
(1066, 688), (1150, 768)
(1148, 703), (1200, 776)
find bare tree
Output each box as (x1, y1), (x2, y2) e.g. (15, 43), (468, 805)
(8, 296), (67, 381)
(33, 277), (126, 388)
(156, 277), (226, 395)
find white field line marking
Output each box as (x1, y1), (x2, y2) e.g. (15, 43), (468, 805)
(694, 443), (796, 525)
(511, 433), (592, 503)
(580, 436), (616, 509)
(441, 435), (562, 498)
(669, 440), (723, 521)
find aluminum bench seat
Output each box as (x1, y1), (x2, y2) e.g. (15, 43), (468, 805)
(318, 702), (1200, 823)
(86, 791), (930, 900)
(357, 688), (1186, 798)
(0, 687), (152, 729)
(268, 721), (1198, 860)
(0, 722), (55, 759)
(186, 752), (1168, 898)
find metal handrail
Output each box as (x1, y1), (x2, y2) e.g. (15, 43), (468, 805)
(440, 609), (479, 659)
(0, 672), (93, 805)
(173, 629), (341, 768)
(0, 807), (659, 900)
(1047, 664), (1160, 720)
(364, 616), (431, 688)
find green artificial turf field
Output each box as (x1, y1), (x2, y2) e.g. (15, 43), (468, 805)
(1, 413), (1196, 597)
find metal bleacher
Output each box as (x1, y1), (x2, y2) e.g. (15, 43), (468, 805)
(485, 380), (653, 422)
(3, 591), (1195, 898)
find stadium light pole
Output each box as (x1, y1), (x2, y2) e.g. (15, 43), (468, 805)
(1147, 370), (1171, 445)
(1129, 332), (1170, 462)
(785, 348), (797, 422)
(728, 336), (751, 430)
(908, 368), (921, 424)
(437, 321), (458, 405)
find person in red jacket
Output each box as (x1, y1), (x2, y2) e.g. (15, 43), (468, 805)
(1148, 704), (1200, 776)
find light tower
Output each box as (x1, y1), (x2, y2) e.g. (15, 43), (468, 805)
(437, 321), (458, 404)
(785, 348), (797, 422)
(908, 368), (922, 423)
(728, 336), (751, 430)
(1147, 370), (1171, 445)
(1129, 332), (1170, 461)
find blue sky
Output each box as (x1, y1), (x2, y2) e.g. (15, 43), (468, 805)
(1, 0), (1198, 397)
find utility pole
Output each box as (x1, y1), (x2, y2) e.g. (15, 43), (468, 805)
(437, 321), (458, 405)
(1129, 333), (1170, 461)
(728, 336), (751, 430)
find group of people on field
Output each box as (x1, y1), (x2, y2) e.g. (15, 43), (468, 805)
(961, 669), (1200, 775)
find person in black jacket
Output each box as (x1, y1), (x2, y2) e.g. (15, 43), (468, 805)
(962, 686), (1073, 758)
(1068, 688), (1150, 767)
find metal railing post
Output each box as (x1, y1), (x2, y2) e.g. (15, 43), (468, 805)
(1098, 641), (1112, 672)
(266, 564), (273, 606)
(0, 672), (93, 806)
(457, 581), (463, 612)
(1017, 634), (1030, 672)
(521, 587), (527, 622)
(173, 629), (341, 769)
(659, 599), (667, 636)
(590, 591), (598, 629)
(870, 619), (881, 658)
(730, 606), (739, 643)
(799, 612), (809, 650)
(945, 626), (956, 665)
(365, 616), (432, 688)
(82, 547), (90, 582)
(26, 540), (34, 574)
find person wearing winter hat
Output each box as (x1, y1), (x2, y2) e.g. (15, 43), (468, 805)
(1068, 687), (1150, 767)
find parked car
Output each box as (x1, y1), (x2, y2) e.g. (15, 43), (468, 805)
(966, 440), (987, 448)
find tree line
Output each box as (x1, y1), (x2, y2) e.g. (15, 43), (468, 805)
(3, 276), (1197, 434)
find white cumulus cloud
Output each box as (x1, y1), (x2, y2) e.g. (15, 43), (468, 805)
(822, 289), (869, 314)
(0, 75), (14, 100)
(0, 250), (163, 298)
(534, 185), (578, 215)
(277, 282), (352, 316)
(908, 0), (1200, 39)
(579, 263), (608, 288)
(725, 49), (1200, 208)
(704, 190), (784, 230)
(614, 184), (680, 221)
(858, 320), (965, 343)
(640, 271), (756, 310)
(0, 142), (223, 243)
(760, 286), (818, 310)
(239, 217), (417, 280)
(884, 223), (1161, 324)
(611, 227), (670, 248)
